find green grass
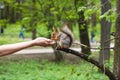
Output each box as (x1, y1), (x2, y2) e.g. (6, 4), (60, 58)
(0, 59), (109, 80)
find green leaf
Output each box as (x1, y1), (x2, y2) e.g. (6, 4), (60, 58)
(77, 7), (86, 12)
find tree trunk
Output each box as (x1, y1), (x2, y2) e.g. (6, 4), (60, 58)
(31, 0), (37, 40)
(113, 0), (120, 79)
(91, 13), (97, 27)
(54, 49), (63, 61)
(3, 1), (9, 20)
(74, 0), (91, 55)
(0, 9), (4, 19)
(91, 2), (97, 27)
(99, 0), (111, 65)
(32, 28), (36, 40)
(78, 11), (91, 55)
(9, 7), (16, 23)
(16, 0), (22, 20)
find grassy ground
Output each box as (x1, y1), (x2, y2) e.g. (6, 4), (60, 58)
(0, 59), (109, 80)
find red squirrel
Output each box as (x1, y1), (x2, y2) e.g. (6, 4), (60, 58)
(51, 24), (73, 49)
(51, 24), (88, 49)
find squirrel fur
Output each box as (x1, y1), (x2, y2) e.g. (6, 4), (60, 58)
(51, 24), (73, 48)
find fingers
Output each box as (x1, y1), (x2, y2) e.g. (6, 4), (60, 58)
(40, 39), (55, 47)
(42, 42), (55, 47)
(46, 40), (55, 46)
(34, 37), (56, 47)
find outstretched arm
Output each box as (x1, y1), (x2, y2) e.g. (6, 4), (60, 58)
(0, 37), (55, 56)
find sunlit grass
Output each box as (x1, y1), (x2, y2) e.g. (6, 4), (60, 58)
(0, 36), (24, 45)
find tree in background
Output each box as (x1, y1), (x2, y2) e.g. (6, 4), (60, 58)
(74, 0), (91, 55)
(99, 0), (111, 65)
(3, 1), (9, 20)
(113, 0), (120, 79)
(90, 2), (97, 43)
(30, 0), (37, 40)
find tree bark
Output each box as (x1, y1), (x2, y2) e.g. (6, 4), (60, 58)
(78, 11), (91, 54)
(99, 0), (111, 65)
(113, 0), (120, 79)
(74, 0), (91, 55)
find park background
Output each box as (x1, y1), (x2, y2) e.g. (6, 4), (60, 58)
(0, 0), (120, 80)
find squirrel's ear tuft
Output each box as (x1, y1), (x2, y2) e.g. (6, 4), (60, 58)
(51, 26), (60, 41)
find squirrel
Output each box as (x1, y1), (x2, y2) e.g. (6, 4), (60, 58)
(51, 24), (73, 49)
(51, 24), (88, 49)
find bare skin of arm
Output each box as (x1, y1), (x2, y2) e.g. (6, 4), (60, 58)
(0, 37), (55, 57)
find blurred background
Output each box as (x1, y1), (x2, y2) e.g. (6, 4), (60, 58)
(0, 0), (118, 80)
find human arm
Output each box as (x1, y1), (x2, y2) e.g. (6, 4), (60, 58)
(0, 37), (55, 57)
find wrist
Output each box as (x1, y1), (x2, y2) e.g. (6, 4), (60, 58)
(31, 39), (41, 46)
(29, 40), (36, 47)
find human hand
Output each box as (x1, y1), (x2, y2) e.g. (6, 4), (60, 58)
(33, 37), (55, 47)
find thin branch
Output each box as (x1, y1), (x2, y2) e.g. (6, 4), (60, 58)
(73, 42), (114, 50)
(90, 47), (114, 50)
(105, 37), (120, 43)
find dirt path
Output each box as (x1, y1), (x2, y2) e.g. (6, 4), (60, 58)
(14, 48), (83, 54)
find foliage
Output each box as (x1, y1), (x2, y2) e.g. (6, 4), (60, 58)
(0, 19), (8, 26)
(37, 23), (51, 37)
(99, 9), (116, 22)
(0, 36), (23, 45)
(1, 0), (116, 33)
